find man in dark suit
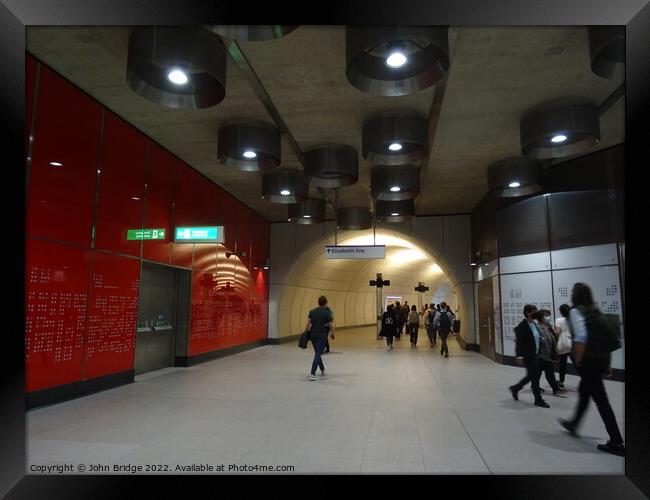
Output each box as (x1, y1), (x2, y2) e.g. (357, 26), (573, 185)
(508, 304), (550, 408)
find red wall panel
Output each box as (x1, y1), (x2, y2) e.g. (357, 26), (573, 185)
(170, 161), (197, 268)
(188, 270), (223, 355)
(26, 239), (90, 392)
(27, 66), (101, 247)
(95, 112), (146, 257)
(143, 142), (173, 264)
(82, 252), (140, 379)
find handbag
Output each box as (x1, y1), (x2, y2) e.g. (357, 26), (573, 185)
(298, 330), (310, 349)
(557, 331), (572, 355)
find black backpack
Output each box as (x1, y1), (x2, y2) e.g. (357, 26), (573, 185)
(438, 311), (451, 331)
(578, 306), (622, 359)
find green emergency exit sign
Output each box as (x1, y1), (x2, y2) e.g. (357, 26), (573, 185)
(174, 226), (224, 243)
(127, 228), (166, 240)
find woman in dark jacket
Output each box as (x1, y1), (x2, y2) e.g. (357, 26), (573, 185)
(380, 304), (398, 351)
(533, 310), (563, 396)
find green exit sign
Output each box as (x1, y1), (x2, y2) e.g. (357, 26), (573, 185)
(174, 226), (224, 243)
(127, 228), (166, 240)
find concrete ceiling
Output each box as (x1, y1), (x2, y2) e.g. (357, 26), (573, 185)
(26, 26), (624, 222)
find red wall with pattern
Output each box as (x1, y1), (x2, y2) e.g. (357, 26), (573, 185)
(25, 54), (270, 392)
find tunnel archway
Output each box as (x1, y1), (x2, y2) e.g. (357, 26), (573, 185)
(273, 227), (470, 343)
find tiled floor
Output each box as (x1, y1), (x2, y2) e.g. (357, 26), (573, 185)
(27, 327), (625, 474)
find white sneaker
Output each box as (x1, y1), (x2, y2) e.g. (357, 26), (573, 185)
(309, 374), (317, 381)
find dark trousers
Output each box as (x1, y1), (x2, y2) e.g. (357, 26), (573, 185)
(558, 353), (575, 383)
(409, 323), (419, 345)
(439, 330), (449, 355)
(569, 358), (623, 444)
(513, 356), (543, 402)
(324, 337), (330, 353)
(396, 322), (403, 338)
(385, 335), (394, 347)
(427, 325), (437, 345)
(538, 358), (560, 393)
(311, 337), (327, 375)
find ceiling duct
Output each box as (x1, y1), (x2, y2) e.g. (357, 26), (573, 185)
(261, 168), (308, 204)
(206, 25), (299, 41)
(336, 207), (373, 230)
(487, 158), (543, 198)
(362, 112), (428, 165)
(346, 26), (450, 96)
(371, 165), (420, 201)
(288, 199), (326, 224)
(588, 26), (625, 79)
(375, 199), (415, 222)
(520, 99), (600, 159)
(217, 121), (281, 172)
(127, 26), (227, 109)
(304, 145), (359, 188)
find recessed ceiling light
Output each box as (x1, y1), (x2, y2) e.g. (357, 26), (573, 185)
(551, 134), (567, 143)
(131, 196), (141, 201)
(386, 51), (408, 68)
(390, 186), (401, 192)
(49, 162), (63, 167)
(263, 266), (270, 270)
(303, 215), (311, 218)
(243, 150), (257, 159)
(508, 181), (521, 188)
(167, 68), (189, 85)
(388, 143), (403, 151)
(470, 263), (477, 266)
(391, 212), (399, 216)
(280, 189), (291, 196)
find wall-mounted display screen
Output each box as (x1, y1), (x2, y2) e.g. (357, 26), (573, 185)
(174, 226), (224, 243)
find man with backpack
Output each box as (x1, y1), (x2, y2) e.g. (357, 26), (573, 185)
(426, 303), (437, 348)
(434, 301), (452, 358)
(558, 283), (624, 457)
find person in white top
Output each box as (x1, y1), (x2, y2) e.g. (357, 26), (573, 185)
(554, 304), (575, 390)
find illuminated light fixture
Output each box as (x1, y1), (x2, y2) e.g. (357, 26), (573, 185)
(376, 199), (415, 222)
(262, 169), (308, 204)
(218, 121), (281, 173)
(205, 25), (299, 41)
(346, 26), (450, 96)
(386, 51), (408, 68)
(588, 26), (625, 79)
(167, 68), (189, 85)
(288, 199), (326, 225)
(520, 99), (600, 159)
(363, 112), (428, 165)
(49, 161), (63, 167)
(488, 158), (542, 198)
(304, 144), (358, 188)
(336, 207), (373, 230)
(371, 165), (420, 201)
(127, 26), (226, 109)
(131, 196), (142, 200)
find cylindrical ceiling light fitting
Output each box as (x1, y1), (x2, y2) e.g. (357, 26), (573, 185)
(520, 99), (600, 159)
(371, 165), (420, 201)
(217, 121), (281, 172)
(261, 168), (308, 204)
(362, 112), (428, 165)
(127, 26), (227, 109)
(346, 26), (450, 96)
(304, 145), (359, 188)
(205, 25), (299, 41)
(588, 26), (625, 79)
(288, 199), (326, 224)
(336, 207), (373, 230)
(487, 157), (543, 198)
(375, 199), (415, 222)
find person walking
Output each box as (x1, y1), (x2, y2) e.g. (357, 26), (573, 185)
(435, 301), (452, 358)
(533, 310), (564, 397)
(323, 305), (334, 354)
(394, 301), (404, 340)
(380, 304), (398, 351)
(408, 305), (420, 347)
(508, 304), (550, 408)
(426, 303), (437, 348)
(304, 295), (334, 381)
(555, 304), (574, 390)
(559, 283), (625, 456)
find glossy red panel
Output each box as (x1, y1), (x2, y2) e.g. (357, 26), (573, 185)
(82, 252), (140, 379)
(27, 66), (101, 247)
(193, 244), (217, 273)
(170, 161), (198, 268)
(143, 142), (173, 264)
(194, 174), (219, 226)
(188, 270), (223, 355)
(26, 55), (37, 149)
(95, 112), (146, 257)
(26, 239), (90, 392)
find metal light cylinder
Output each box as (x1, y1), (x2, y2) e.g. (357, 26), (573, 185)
(588, 26), (625, 79)
(206, 25), (299, 41)
(487, 158), (543, 198)
(288, 199), (326, 224)
(336, 207), (373, 230)
(217, 121), (281, 172)
(261, 169), (308, 204)
(371, 165), (420, 201)
(375, 199), (415, 222)
(304, 145), (359, 188)
(362, 112), (428, 165)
